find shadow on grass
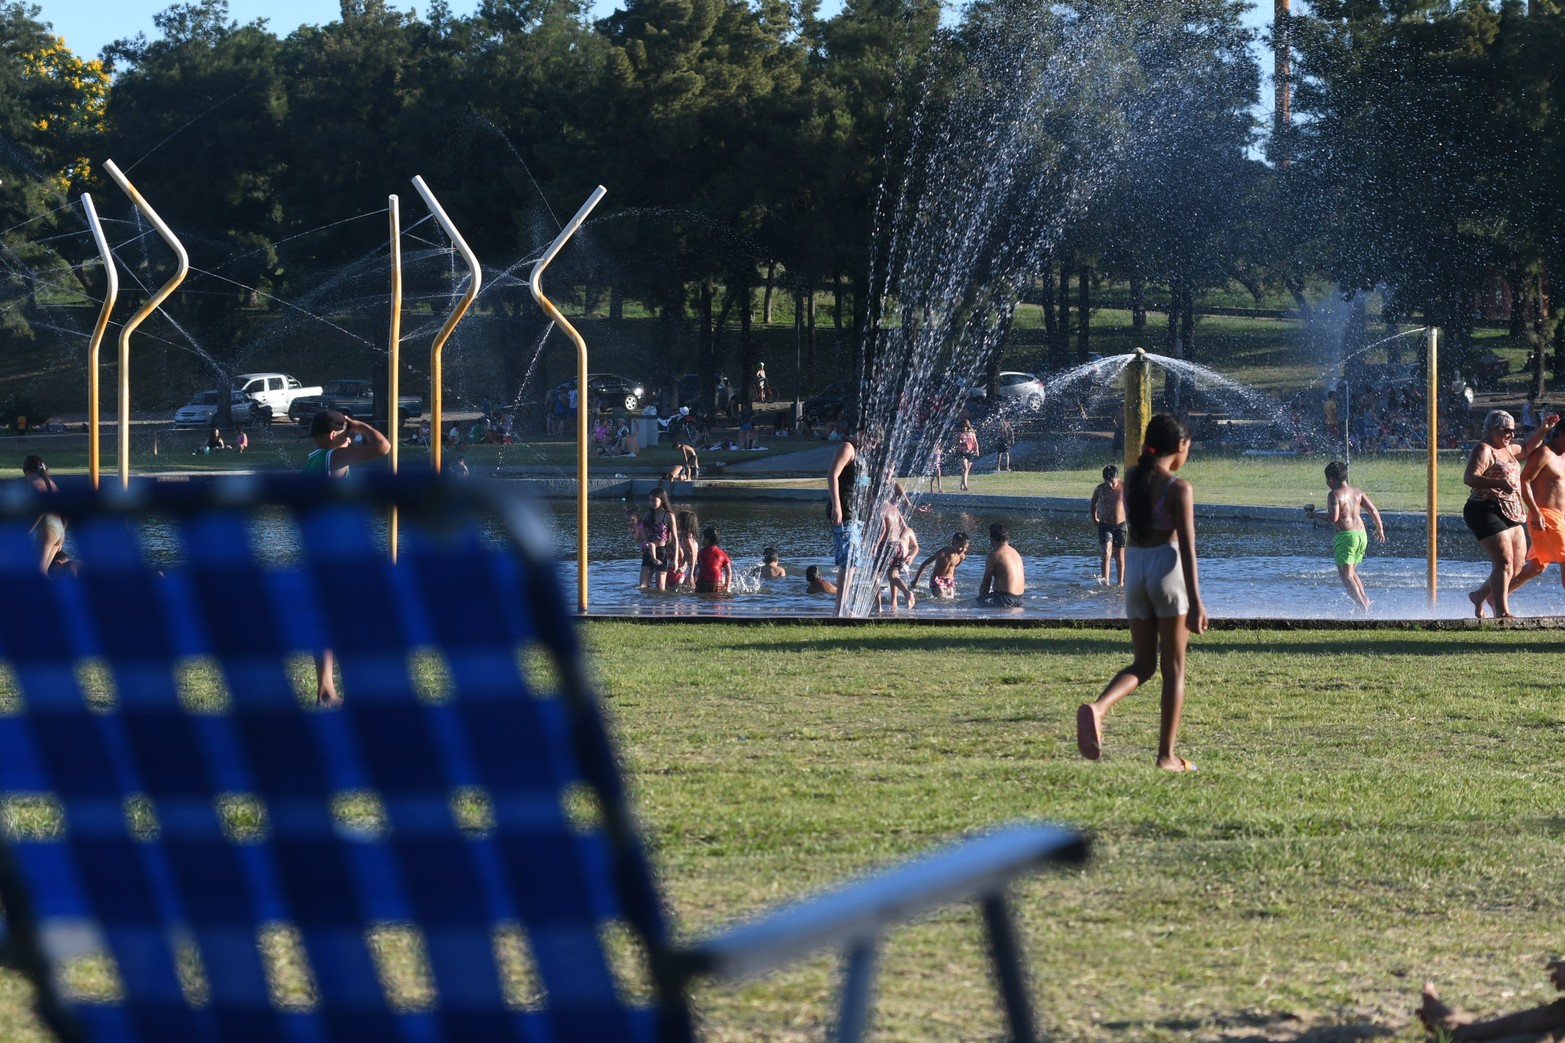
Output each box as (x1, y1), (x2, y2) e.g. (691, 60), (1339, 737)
(677, 629), (1539, 660)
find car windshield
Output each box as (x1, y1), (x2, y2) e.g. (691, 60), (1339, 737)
(324, 381), (361, 394)
(189, 392), (219, 406)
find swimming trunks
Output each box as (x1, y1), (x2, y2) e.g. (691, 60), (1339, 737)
(1526, 506), (1565, 565)
(1124, 543), (1189, 619)
(831, 520), (861, 569)
(1333, 529), (1367, 566)
(1097, 521), (1127, 548)
(931, 574), (956, 597)
(978, 591), (1023, 608)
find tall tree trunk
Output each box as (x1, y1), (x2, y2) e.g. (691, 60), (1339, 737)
(739, 270), (753, 415)
(1076, 264), (1091, 363)
(763, 261), (776, 324)
(1056, 260), (1071, 367)
(1130, 272), (1147, 331)
(610, 282), (625, 321)
(1040, 263), (1058, 356)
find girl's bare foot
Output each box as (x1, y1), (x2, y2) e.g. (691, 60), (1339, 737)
(1075, 704), (1102, 760)
(317, 690), (342, 708)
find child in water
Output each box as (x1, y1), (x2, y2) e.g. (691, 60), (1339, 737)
(912, 532), (969, 599)
(1076, 413), (1207, 772)
(759, 547), (786, 578)
(804, 565), (837, 595)
(695, 526), (733, 594)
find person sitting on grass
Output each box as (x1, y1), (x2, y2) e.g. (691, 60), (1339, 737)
(1419, 960), (1565, 1041)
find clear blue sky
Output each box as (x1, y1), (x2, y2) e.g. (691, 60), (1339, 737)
(37, 1), (483, 58)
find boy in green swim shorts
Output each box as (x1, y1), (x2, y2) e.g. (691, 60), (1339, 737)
(1305, 460), (1385, 610)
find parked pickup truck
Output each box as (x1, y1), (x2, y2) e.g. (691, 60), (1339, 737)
(288, 378), (425, 426)
(233, 373), (321, 419)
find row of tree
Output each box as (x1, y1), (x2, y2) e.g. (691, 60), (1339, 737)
(2, 0), (1564, 413)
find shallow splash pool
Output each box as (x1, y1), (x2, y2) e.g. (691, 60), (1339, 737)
(537, 497), (1565, 621)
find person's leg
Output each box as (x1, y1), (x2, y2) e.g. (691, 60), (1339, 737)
(1336, 563), (1369, 609)
(1420, 984), (1565, 1042)
(1113, 544), (1126, 586)
(1508, 557), (1545, 595)
(1098, 536), (1111, 584)
(1489, 527), (1526, 617)
(1079, 617), (1160, 758)
(315, 650), (340, 707)
(1154, 614), (1192, 770)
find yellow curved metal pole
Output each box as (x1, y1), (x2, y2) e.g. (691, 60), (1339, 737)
(1427, 326), (1439, 607)
(104, 159), (188, 489)
(411, 176), (481, 475)
(81, 192), (118, 490)
(530, 186), (607, 616)
(388, 194), (402, 562)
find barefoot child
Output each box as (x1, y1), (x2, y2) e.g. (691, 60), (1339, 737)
(671, 509), (700, 590)
(879, 500), (919, 610)
(912, 531), (969, 599)
(1076, 413), (1207, 772)
(1304, 459), (1384, 611)
(694, 526), (733, 594)
(1090, 464), (1127, 586)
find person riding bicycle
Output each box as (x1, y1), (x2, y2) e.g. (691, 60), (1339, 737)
(753, 362), (772, 403)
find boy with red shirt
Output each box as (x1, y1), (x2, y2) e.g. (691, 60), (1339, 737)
(695, 526), (733, 594)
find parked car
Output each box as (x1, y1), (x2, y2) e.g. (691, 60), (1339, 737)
(174, 389), (272, 428)
(802, 382), (853, 424)
(676, 374), (737, 416)
(232, 373), (322, 417)
(993, 371), (1047, 412)
(288, 379), (424, 426)
(550, 374), (647, 413)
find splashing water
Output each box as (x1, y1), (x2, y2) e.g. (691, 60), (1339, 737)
(837, 3), (1207, 616)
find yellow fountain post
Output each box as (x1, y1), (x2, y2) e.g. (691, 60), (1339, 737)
(80, 193), (118, 490)
(388, 194), (402, 562)
(104, 160), (188, 489)
(530, 186), (608, 616)
(1125, 347), (1153, 473)
(1427, 326), (1439, 606)
(411, 176), (481, 476)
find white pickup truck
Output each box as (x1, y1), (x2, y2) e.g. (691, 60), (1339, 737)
(233, 373), (322, 419)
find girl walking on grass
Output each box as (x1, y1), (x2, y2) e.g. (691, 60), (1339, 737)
(1076, 414), (1207, 772)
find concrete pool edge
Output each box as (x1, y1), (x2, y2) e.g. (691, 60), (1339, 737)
(575, 613), (1565, 631)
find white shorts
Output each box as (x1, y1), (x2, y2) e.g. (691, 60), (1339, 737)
(1124, 543), (1189, 620)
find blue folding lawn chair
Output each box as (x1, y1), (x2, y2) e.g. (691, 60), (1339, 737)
(0, 474), (1087, 1042)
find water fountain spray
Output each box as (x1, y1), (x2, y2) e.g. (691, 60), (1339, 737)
(103, 159), (187, 489)
(410, 175), (481, 476)
(530, 186), (607, 616)
(80, 193), (117, 490)
(388, 193), (403, 561)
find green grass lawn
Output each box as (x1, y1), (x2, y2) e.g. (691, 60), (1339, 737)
(581, 621), (1565, 1042)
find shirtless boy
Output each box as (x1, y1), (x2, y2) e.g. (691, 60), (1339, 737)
(977, 523), (1025, 608)
(1510, 419), (1565, 597)
(804, 565), (837, 595)
(1090, 464), (1127, 586)
(759, 547), (787, 579)
(1304, 460), (1384, 610)
(912, 531), (969, 599)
